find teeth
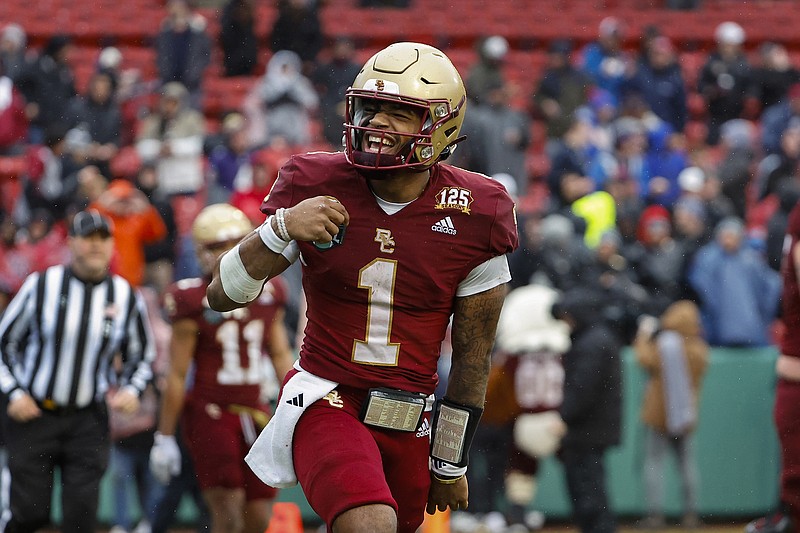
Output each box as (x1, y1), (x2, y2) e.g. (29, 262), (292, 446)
(367, 135), (393, 146)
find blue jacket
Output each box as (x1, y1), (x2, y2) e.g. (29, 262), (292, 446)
(688, 242), (781, 346)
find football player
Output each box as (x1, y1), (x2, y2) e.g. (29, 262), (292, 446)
(150, 204), (294, 533)
(746, 201), (800, 533)
(207, 42), (519, 533)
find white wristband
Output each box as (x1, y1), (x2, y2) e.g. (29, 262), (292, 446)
(258, 216), (289, 254)
(219, 244), (266, 304)
(430, 459), (468, 479)
(275, 208), (292, 241)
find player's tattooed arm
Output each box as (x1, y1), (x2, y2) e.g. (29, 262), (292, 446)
(446, 284), (507, 407)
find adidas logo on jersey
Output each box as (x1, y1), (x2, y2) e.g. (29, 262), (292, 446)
(416, 417), (431, 438)
(286, 393), (304, 407)
(432, 216), (457, 235)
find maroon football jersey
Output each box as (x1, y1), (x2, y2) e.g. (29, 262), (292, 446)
(504, 351), (564, 413)
(164, 276), (288, 406)
(781, 202), (800, 357)
(262, 152), (518, 394)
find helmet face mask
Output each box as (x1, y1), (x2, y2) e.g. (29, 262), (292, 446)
(344, 42), (467, 172)
(192, 204), (253, 274)
(346, 93), (431, 169)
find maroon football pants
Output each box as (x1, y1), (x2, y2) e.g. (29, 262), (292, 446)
(292, 386), (431, 533)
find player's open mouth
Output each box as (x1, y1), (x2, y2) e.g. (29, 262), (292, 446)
(365, 134), (395, 153)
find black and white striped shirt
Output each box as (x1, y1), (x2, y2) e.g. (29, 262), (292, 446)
(0, 265), (155, 409)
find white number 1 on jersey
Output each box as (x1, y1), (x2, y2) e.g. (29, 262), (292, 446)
(353, 259), (400, 366)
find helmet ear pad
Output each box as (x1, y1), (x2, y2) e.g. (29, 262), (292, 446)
(344, 42), (467, 171)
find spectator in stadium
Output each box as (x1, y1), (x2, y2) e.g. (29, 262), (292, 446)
(551, 287), (623, 533)
(532, 39), (592, 153)
(0, 208), (69, 299)
(634, 300), (708, 530)
(507, 211), (593, 293)
(625, 36), (688, 134)
(588, 116), (653, 198)
(624, 205), (686, 317)
(206, 42), (518, 533)
(90, 178), (168, 287)
(313, 36), (362, 149)
(15, 34), (76, 145)
(268, 0), (323, 72)
(66, 163), (109, 218)
(150, 204), (294, 533)
(643, 125), (690, 209)
(761, 83), (800, 156)
(0, 208), (155, 533)
(155, 0), (212, 108)
(96, 46), (124, 86)
(688, 217), (782, 347)
(253, 50), (319, 147)
(672, 194), (712, 301)
(230, 147), (286, 226)
(0, 215), (23, 296)
(135, 163), (178, 294)
(208, 112), (254, 202)
(135, 81), (206, 196)
(219, 0), (258, 77)
(18, 122), (81, 226)
(754, 117), (800, 203)
(466, 35), (509, 107)
(765, 183), (800, 273)
(746, 200), (800, 533)
(674, 165), (736, 234)
(636, 24), (663, 69)
(66, 70), (122, 178)
(582, 229), (651, 322)
(580, 16), (633, 106)
(715, 118), (758, 219)
(697, 22), (753, 145)
(546, 114), (597, 212)
(749, 42), (800, 115)
(0, 23), (28, 82)
(0, 58), (28, 155)
(462, 78), (531, 196)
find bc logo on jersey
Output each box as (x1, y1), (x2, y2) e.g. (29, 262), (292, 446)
(434, 187), (473, 214)
(374, 228), (395, 253)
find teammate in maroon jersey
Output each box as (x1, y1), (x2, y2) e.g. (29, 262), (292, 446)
(150, 204), (294, 533)
(207, 42), (518, 533)
(746, 201), (800, 533)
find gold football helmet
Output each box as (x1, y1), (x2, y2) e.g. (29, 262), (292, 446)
(344, 42), (467, 171)
(192, 203), (253, 273)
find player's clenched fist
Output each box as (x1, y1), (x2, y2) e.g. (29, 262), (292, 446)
(282, 196), (349, 244)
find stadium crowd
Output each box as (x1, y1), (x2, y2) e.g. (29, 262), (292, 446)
(0, 0), (797, 532)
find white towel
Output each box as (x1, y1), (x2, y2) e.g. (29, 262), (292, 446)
(245, 366), (337, 488)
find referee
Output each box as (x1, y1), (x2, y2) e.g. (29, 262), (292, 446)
(0, 209), (156, 533)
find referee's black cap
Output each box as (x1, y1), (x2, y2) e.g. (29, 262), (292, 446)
(70, 209), (114, 238)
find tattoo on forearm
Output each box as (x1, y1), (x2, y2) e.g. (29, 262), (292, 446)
(446, 284), (506, 406)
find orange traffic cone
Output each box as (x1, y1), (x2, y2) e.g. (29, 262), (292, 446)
(420, 508), (450, 533)
(265, 502), (304, 533)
